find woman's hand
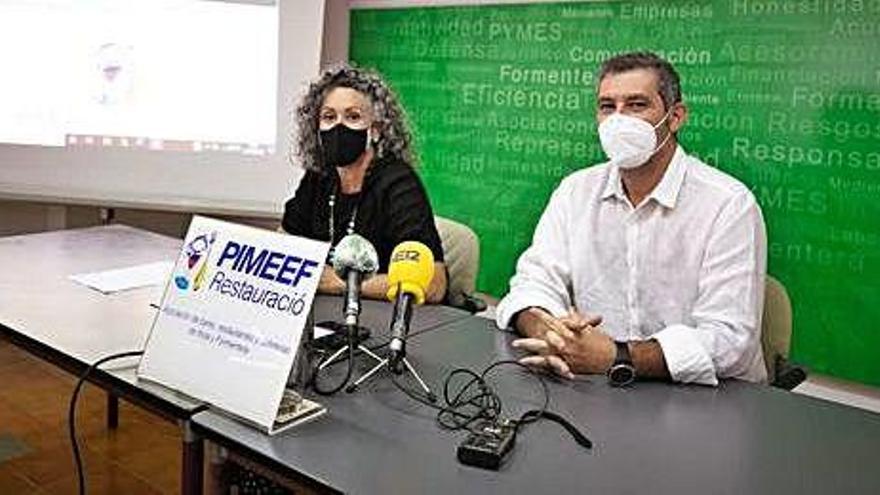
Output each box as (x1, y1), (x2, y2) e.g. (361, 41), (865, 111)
(359, 261), (447, 304)
(317, 266), (345, 295)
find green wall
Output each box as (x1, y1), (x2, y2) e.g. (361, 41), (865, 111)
(350, 1), (880, 385)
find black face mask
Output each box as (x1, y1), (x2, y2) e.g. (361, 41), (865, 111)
(319, 124), (369, 169)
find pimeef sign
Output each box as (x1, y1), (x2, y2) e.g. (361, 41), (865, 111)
(137, 216), (329, 432)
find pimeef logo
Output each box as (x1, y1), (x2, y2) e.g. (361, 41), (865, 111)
(174, 231), (217, 292)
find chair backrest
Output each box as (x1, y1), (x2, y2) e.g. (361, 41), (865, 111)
(761, 275), (793, 381)
(434, 216), (480, 308)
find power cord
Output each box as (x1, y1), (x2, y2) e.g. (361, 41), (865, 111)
(391, 360), (591, 469)
(391, 360), (547, 433)
(68, 350), (144, 495)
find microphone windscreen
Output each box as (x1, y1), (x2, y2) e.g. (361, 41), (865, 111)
(331, 234), (379, 278)
(386, 241), (434, 305)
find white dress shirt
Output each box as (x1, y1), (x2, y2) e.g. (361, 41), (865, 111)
(496, 146), (767, 385)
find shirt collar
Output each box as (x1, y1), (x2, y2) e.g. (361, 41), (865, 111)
(600, 145), (688, 209)
(648, 145), (688, 209)
(600, 164), (626, 202)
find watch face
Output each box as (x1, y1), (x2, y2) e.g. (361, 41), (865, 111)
(609, 364), (636, 387)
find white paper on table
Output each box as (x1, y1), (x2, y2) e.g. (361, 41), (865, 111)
(69, 261), (174, 294)
(313, 325), (334, 339)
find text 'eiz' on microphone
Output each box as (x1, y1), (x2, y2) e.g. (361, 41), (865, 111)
(386, 241), (434, 374)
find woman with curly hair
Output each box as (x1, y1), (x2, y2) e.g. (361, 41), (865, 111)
(282, 65), (447, 303)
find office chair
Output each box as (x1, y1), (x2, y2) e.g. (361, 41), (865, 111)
(762, 275), (807, 390)
(434, 216), (486, 313)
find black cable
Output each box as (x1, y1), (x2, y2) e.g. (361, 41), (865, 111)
(392, 360), (549, 433)
(68, 350), (144, 495)
(392, 359), (591, 452)
(308, 323), (357, 395)
(517, 409), (593, 449)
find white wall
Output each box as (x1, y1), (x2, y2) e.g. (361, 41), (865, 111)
(0, 0), (351, 239)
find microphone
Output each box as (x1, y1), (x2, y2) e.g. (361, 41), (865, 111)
(386, 241), (434, 373)
(331, 234), (379, 328)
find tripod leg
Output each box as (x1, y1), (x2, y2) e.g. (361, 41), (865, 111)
(346, 358), (389, 392)
(318, 346), (348, 370)
(358, 345), (384, 363)
(401, 358), (436, 402)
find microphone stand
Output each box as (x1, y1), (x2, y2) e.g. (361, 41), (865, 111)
(345, 291), (435, 401)
(346, 348), (435, 402)
(315, 270), (385, 382)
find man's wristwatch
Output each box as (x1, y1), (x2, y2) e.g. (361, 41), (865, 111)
(607, 341), (636, 387)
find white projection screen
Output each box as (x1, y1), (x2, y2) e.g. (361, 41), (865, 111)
(0, 0), (325, 217)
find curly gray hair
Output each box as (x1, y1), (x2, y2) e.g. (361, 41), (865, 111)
(294, 65), (415, 172)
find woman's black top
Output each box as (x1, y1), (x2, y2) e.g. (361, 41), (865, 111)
(281, 157), (444, 274)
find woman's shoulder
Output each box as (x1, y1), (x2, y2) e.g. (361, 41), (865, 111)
(298, 167), (335, 191)
(285, 169), (333, 210)
(302, 167), (334, 183)
(369, 156), (420, 188)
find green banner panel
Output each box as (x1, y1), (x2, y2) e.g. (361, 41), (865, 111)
(350, 1), (880, 385)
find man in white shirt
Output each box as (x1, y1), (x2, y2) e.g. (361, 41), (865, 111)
(496, 52), (767, 386)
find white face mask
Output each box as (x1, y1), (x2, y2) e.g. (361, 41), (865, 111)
(598, 110), (673, 170)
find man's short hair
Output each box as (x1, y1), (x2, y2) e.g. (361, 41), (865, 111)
(598, 52), (682, 110)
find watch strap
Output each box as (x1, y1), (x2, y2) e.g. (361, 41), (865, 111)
(614, 341), (632, 366)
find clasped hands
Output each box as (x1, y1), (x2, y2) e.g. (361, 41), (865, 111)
(512, 307), (616, 379)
